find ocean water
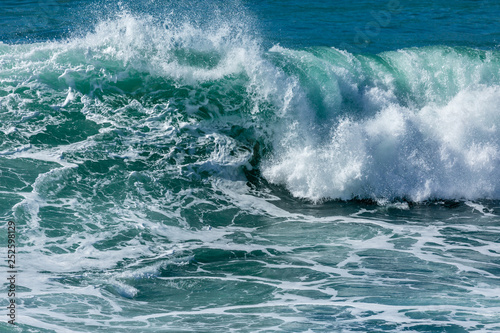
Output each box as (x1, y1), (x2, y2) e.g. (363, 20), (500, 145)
(1, 0), (500, 332)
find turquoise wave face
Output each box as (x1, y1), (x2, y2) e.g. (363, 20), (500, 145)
(263, 46), (500, 201)
(1, 4), (500, 333)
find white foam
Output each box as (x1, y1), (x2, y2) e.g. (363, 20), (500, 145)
(262, 48), (500, 202)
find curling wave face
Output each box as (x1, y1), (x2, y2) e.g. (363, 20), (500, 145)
(263, 46), (500, 202)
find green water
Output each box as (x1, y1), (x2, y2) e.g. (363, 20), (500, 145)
(1, 1), (500, 332)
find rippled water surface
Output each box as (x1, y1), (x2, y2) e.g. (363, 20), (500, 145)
(1, 1), (500, 332)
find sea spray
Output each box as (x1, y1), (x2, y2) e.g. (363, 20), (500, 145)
(262, 47), (500, 201)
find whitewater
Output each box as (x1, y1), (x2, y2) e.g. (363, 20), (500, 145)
(1, 1), (500, 332)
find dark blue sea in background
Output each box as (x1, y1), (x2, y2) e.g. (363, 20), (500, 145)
(1, 1), (500, 332)
(3, 0), (500, 52)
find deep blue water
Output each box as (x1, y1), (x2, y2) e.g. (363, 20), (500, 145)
(3, 0), (500, 51)
(1, 1), (500, 332)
